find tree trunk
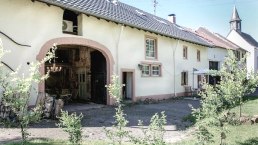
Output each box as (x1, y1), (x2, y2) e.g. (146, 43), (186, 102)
(21, 124), (26, 145)
(239, 98), (242, 117)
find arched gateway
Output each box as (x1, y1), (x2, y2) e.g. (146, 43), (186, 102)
(36, 37), (114, 105)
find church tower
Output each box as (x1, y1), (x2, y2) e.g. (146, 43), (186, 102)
(230, 6), (242, 32)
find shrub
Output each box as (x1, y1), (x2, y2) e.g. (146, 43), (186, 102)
(130, 111), (167, 145)
(57, 110), (83, 145)
(192, 50), (258, 145)
(104, 75), (129, 145)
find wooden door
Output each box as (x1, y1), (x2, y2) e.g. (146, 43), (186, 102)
(77, 68), (87, 100)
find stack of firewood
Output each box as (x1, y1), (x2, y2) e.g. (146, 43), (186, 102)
(43, 94), (64, 119)
(0, 100), (16, 121)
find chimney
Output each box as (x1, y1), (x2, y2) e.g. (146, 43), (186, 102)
(168, 14), (176, 24)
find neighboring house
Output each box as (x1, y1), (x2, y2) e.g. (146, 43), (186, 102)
(0, 0), (211, 105)
(227, 6), (258, 73)
(195, 27), (246, 85)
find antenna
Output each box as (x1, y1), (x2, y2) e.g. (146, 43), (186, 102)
(153, 0), (158, 15)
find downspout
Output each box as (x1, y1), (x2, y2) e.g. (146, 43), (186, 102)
(173, 39), (180, 97)
(115, 24), (124, 75)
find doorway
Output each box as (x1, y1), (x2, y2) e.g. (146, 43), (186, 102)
(91, 51), (107, 104)
(122, 71), (134, 100)
(44, 46), (107, 105)
(38, 37), (115, 105)
(77, 68), (87, 100)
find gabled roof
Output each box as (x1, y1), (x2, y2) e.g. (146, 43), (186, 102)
(237, 31), (258, 47)
(195, 27), (241, 50)
(36, 0), (211, 47)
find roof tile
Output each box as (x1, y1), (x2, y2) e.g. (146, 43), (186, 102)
(37, 0), (211, 46)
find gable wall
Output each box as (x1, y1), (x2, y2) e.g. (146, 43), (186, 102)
(227, 30), (257, 72)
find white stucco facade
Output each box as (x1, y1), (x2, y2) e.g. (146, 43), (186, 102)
(208, 47), (228, 69)
(227, 30), (257, 72)
(0, 0), (209, 105)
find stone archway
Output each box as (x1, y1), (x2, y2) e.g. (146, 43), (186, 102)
(36, 37), (114, 105)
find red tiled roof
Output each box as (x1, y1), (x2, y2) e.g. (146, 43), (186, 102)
(195, 27), (241, 50)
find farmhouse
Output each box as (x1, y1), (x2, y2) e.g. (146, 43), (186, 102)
(194, 27), (246, 85)
(0, 0), (213, 105)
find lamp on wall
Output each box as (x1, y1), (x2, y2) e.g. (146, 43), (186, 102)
(47, 47), (62, 72)
(138, 64), (143, 70)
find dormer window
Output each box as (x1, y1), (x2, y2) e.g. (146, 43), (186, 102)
(63, 9), (78, 35)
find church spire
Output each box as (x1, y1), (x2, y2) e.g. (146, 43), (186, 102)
(230, 6), (242, 32)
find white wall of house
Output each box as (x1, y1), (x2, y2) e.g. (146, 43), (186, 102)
(227, 30), (256, 72)
(208, 47), (228, 69)
(81, 14), (209, 99)
(0, 0), (209, 105)
(0, 0), (65, 104)
(174, 41), (208, 94)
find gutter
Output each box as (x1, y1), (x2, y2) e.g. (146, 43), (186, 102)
(173, 40), (179, 97)
(116, 24), (124, 74)
(35, 0), (212, 47)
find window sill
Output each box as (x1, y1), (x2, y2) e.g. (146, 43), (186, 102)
(63, 31), (78, 35)
(145, 57), (158, 61)
(141, 75), (161, 77)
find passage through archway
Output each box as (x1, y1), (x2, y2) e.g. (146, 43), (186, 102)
(37, 37), (114, 105)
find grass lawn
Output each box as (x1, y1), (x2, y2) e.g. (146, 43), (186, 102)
(5, 139), (134, 145)
(5, 97), (258, 145)
(6, 139), (121, 145)
(176, 96), (258, 145)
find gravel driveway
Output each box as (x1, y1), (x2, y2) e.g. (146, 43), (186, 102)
(0, 98), (200, 144)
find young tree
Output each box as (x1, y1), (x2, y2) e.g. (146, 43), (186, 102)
(57, 110), (83, 145)
(192, 50), (258, 144)
(217, 51), (258, 116)
(104, 75), (129, 145)
(129, 111), (167, 145)
(104, 75), (168, 145)
(0, 39), (55, 145)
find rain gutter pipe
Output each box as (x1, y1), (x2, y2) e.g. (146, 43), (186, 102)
(173, 39), (179, 97)
(116, 24), (124, 74)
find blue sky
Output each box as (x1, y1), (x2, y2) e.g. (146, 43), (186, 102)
(121, 0), (258, 39)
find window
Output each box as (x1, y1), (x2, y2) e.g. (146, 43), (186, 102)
(141, 64), (161, 77)
(183, 46), (188, 59)
(234, 51), (240, 61)
(209, 61), (219, 70)
(181, 71), (188, 85)
(151, 65), (161, 76)
(197, 50), (200, 62)
(242, 52), (245, 58)
(145, 37), (157, 59)
(142, 64), (150, 76)
(197, 75), (202, 88)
